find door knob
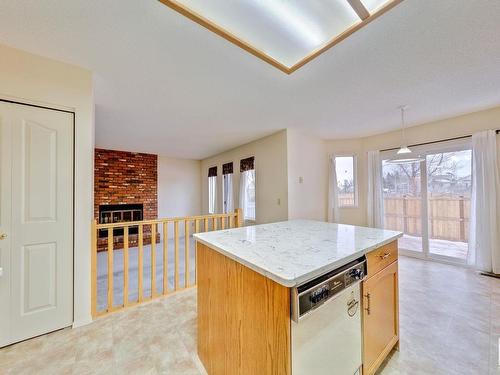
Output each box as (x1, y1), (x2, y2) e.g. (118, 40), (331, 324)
(0, 233), (7, 240)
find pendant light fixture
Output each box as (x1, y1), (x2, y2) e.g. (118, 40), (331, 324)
(386, 106), (425, 164)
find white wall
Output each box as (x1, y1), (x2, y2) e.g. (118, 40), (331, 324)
(326, 106), (500, 226)
(0, 44), (94, 327)
(287, 129), (328, 221)
(201, 130), (288, 224)
(158, 156), (201, 218)
(158, 156), (201, 237)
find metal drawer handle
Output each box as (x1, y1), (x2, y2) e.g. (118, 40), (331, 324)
(364, 293), (371, 315)
(379, 252), (391, 260)
(0, 233), (7, 240)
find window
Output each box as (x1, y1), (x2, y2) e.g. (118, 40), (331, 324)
(208, 166), (217, 214)
(222, 162), (234, 214)
(335, 156), (357, 207)
(239, 157), (256, 221)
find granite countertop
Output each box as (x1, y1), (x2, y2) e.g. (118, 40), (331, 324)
(193, 220), (402, 287)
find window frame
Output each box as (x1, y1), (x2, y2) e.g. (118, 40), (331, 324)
(207, 165), (218, 214)
(239, 155), (256, 223)
(333, 154), (358, 208)
(380, 137), (473, 265)
(221, 161), (234, 214)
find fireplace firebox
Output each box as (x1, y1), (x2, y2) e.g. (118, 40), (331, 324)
(98, 203), (143, 238)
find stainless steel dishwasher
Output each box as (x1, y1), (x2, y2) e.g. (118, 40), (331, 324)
(291, 256), (366, 375)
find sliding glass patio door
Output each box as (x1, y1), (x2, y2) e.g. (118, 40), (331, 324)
(381, 140), (472, 264)
(382, 160), (425, 255)
(425, 149), (472, 262)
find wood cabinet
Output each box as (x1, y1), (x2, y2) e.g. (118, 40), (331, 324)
(366, 241), (398, 278)
(197, 242), (291, 375)
(362, 244), (399, 375)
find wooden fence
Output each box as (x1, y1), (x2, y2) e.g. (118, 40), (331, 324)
(91, 209), (242, 318)
(339, 193), (355, 206)
(384, 196), (470, 242)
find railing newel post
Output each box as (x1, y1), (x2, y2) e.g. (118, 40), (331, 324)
(235, 208), (243, 228)
(174, 220), (179, 291)
(91, 219), (97, 318)
(185, 219), (190, 288)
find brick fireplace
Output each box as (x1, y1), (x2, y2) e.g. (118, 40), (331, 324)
(94, 148), (158, 251)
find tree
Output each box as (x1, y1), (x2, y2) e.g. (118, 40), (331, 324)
(388, 152), (465, 196)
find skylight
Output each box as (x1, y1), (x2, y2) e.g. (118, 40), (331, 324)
(159, 0), (403, 73)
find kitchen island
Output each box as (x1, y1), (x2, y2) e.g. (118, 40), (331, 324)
(194, 220), (402, 375)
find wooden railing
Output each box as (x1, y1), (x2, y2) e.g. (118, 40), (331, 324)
(91, 209), (242, 318)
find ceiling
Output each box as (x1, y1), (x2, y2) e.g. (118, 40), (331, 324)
(159, 0), (400, 71)
(1, 0), (500, 159)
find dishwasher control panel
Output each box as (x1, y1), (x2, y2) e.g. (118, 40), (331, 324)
(291, 256), (366, 321)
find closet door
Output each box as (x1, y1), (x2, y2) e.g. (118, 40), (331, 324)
(0, 107), (13, 347)
(0, 101), (74, 346)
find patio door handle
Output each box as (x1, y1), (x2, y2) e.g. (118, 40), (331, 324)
(0, 233), (7, 240)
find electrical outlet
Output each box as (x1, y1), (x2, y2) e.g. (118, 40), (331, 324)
(277, 198), (281, 205)
(299, 176), (304, 183)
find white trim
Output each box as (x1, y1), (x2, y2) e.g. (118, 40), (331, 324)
(72, 317), (93, 328)
(0, 93), (75, 113)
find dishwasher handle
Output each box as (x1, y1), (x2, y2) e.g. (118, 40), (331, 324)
(347, 298), (359, 317)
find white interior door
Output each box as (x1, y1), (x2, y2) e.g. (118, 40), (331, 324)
(0, 107), (13, 347)
(0, 101), (74, 347)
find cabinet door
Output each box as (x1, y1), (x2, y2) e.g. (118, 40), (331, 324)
(362, 261), (399, 375)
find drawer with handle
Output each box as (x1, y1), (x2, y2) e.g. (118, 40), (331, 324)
(366, 240), (398, 278)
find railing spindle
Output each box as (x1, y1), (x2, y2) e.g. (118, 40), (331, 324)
(221, 216), (225, 230)
(194, 219), (199, 285)
(174, 220), (179, 290)
(123, 226), (129, 307)
(138, 224), (144, 302)
(185, 220), (190, 288)
(107, 228), (114, 311)
(163, 221), (168, 295)
(204, 217), (209, 232)
(151, 224), (157, 297)
(213, 217), (217, 231)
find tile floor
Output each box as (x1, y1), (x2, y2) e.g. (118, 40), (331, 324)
(1, 256), (499, 375)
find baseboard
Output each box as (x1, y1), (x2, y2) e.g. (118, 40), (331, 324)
(72, 316), (93, 328)
(480, 271), (500, 279)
